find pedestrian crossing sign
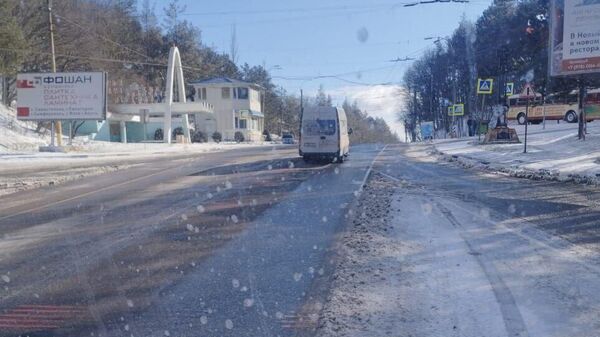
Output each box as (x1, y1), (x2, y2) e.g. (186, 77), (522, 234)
(452, 103), (464, 116)
(477, 78), (493, 94)
(448, 103), (464, 116)
(505, 82), (514, 95)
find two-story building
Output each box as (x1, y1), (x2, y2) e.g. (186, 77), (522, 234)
(190, 77), (265, 142)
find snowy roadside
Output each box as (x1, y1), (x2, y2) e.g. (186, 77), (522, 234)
(432, 122), (600, 185)
(316, 172), (400, 336)
(0, 142), (280, 196)
(1, 102), (284, 196)
(316, 172), (510, 337)
(0, 164), (137, 197)
(316, 149), (600, 337)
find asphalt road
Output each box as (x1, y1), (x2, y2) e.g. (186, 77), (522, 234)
(5, 142), (600, 337)
(0, 144), (384, 337)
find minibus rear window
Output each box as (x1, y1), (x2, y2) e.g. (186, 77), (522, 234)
(316, 119), (337, 135)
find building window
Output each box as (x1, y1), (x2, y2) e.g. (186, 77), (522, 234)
(198, 87), (207, 100)
(239, 119), (247, 129)
(234, 117), (239, 128)
(222, 87), (231, 99)
(236, 87), (249, 99)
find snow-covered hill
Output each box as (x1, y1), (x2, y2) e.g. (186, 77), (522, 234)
(0, 104), (49, 153)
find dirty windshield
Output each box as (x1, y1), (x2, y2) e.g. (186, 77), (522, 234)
(3, 0), (600, 336)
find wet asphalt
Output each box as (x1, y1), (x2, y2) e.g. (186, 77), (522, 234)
(5, 142), (600, 337)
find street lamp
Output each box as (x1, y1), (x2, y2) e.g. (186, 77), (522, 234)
(423, 36), (449, 137)
(404, 0), (469, 6)
(424, 36), (449, 44)
(388, 57), (415, 62)
(265, 65), (284, 137)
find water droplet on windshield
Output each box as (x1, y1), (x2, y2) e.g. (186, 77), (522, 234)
(197, 205), (205, 213)
(244, 298), (254, 307)
(480, 209), (490, 218)
(200, 316), (208, 325)
(232, 279), (240, 288)
(1, 275), (10, 283)
(225, 319), (234, 329)
(421, 203), (433, 215)
(356, 26), (369, 43)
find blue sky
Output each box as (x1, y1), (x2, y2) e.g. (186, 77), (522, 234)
(153, 0), (492, 137)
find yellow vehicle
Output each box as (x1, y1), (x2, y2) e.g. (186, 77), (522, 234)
(507, 92), (579, 125)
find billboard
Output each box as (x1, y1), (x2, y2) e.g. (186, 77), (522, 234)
(550, 0), (600, 76)
(16, 72), (107, 120)
(420, 121), (433, 140)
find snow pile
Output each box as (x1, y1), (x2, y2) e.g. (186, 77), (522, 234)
(0, 104), (49, 152)
(0, 164), (130, 197)
(64, 139), (272, 154)
(317, 172), (400, 336)
(433, 122), (600, 185)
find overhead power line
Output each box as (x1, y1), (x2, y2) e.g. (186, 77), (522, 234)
(55, 13), (153, 62)
(176, 2), (409, 17)
(0, 47), (203, 72)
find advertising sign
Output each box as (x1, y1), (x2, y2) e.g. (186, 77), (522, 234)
(420, 121), (434, 140)
(16, 72), (107, 120)
(477, 78), (493, 94)
(550, 0), (600, 76)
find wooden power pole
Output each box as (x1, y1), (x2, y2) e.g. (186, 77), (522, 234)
(48, 0), (62, 146)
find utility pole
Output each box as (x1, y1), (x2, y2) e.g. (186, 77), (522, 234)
(430, 73), (435, 139)
(300, 89), (303, 113)
(524, 87), (530, 153)
(300, 89), (303, 141)
(578, 77), (586, 140)
(48, 0), (62, 146)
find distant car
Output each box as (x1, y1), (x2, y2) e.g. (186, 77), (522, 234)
(282, 134), (295, 144)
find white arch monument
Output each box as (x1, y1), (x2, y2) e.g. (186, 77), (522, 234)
(109, 46), (213, 143)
